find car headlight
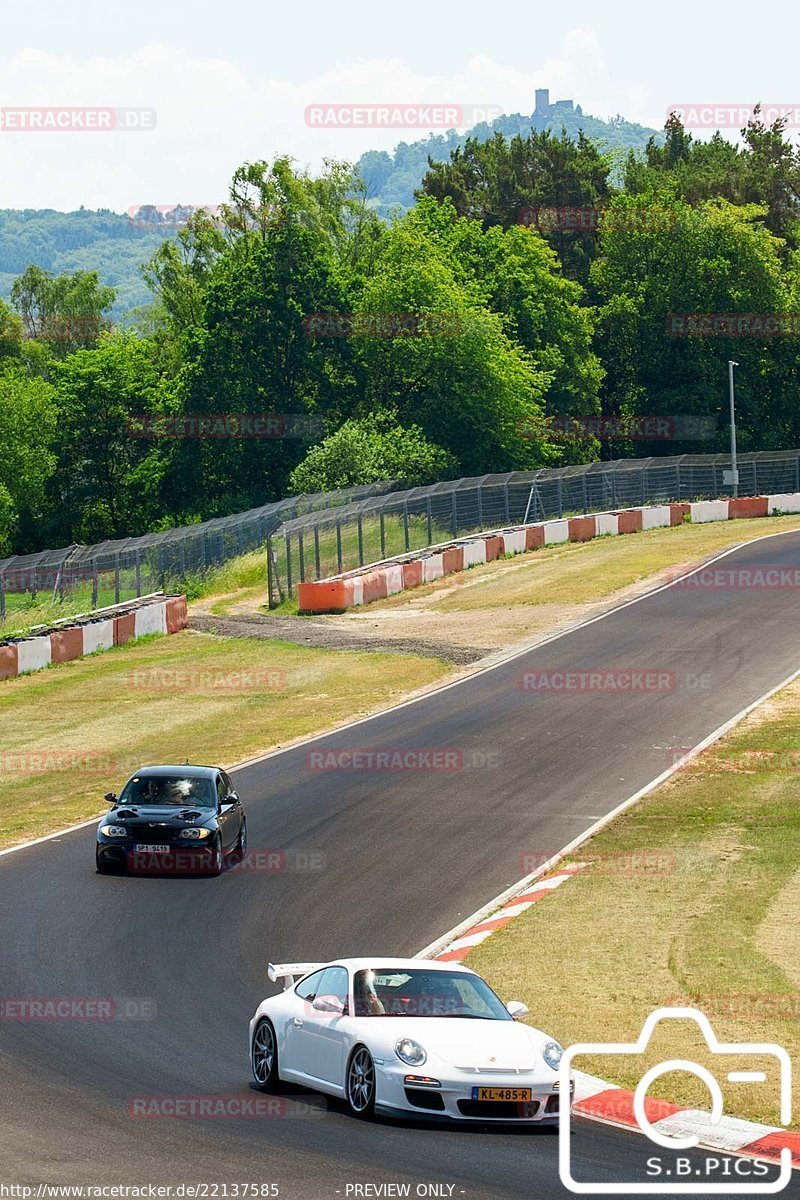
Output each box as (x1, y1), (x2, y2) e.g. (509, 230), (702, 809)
(179, 828), (212, 840)
(101, 825), (127, 838)
(395, 1038), (427, 1067)
(543, 1041), (563, 1070)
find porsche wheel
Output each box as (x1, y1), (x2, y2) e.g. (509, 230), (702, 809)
(345, 1045), (376, 1117)
(251, 1018), (279, 1091)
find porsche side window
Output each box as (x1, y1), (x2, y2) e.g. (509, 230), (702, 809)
(315, 967), (349, 1013)
(295, 970), (325, 1001)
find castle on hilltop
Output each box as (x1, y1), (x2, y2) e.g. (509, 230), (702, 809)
(533, 89), (582, 120)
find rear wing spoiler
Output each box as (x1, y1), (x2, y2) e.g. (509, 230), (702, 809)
(267, 962), (325, 990)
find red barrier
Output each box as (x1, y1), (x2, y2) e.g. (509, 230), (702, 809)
(568, 516), (596, 543)
(50, 626), (84, 664)
(729, 496), (768, 520)
(113, 612), (137, 646)
(442, 546), (464, 575)
(0, 644), (18, 681)
(297, 580), (353, 614)
(669, 503), (691, 526)
(616, 509), (643, 534)
(165, 596), (188, 634)
(484, 536), (504, 562)
(525, 525), (545, 551)
(402, 560), (424, 589)
(361, 570), (389, 605)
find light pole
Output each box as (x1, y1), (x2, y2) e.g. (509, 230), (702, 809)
(728, 360), (739, 498)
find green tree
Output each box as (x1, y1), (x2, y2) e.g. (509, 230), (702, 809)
(10, 266), (116, 359)
(0, 364), (57, 554)
(288, 411), (456, 493)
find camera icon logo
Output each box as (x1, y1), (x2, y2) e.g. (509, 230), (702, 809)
(558, 1007), (792, 1194)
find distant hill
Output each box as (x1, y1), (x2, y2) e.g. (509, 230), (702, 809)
(356, 90), (661, 217)
(0, 94), (661, 316)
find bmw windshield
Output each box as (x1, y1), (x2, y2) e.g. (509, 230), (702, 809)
(353, 968), (513, 1019)
(118, 776), (217, 808)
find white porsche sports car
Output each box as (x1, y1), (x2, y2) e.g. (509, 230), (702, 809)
(248, 957), (570, 1123)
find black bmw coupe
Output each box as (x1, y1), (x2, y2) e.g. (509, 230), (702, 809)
(96, 764), (247, 875)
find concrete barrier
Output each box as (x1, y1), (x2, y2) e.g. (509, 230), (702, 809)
(385, 564), (405, 595)
(595, 513), (619, 536)
(616, 509), (643, 534)
(568, 516), (596, 542)
(502, 530), (527, 555)
(729, 496), (769, 520)
(134, 600), (168, 638)
(462, 539), (487, 567)
(442, 546), (464, 574)
(641, 505), (672, 530)
(543, 520), (569, 545)
(50, 626), (84, 664)
(423, 553), (445, 583)
(690, 499), (729, 523)
(0, 644), (19, 681)
(17, 636), (52, 675)
(484, 535), (505, 562)
(767, 493), (800, 515)
(83, 619), (115, 655)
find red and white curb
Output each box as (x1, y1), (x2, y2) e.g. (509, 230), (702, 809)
(432, 864), (586, 963)
(426, 863), (799, 1169)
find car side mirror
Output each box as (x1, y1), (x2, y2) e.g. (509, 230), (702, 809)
(228, 791), (239, 803)
(105, 792), (117, 805)
(507, 1000), (529, 1020)
(312, 995), (346, 1016)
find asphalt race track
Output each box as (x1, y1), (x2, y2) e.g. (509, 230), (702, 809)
(3, 530), (800, 1199)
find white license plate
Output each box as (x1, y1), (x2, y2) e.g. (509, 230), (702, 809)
(133, 844), (171, 853)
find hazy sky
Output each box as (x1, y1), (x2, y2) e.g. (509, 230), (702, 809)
(2, 0), (798, 210)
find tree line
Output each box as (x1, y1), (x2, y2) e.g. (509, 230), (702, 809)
(2, 110), (800, 557)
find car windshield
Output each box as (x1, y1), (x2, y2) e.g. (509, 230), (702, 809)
(353, 968), (513, 1020)
(118, 775), (216, 808)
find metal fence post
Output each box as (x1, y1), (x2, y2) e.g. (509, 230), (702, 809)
(476, 486), (483, 529)
(556, 477), (563, 517)
(380, 512), (386, 559)
(426, 497), (433, 545)
(314, 526), (321, 578)
(403, 504), (410, 551)
(336, 521), (343, 573)
(298, 530), (305, 583)
(115, 554), (121, 604)
(135, 549), (142, 596)
(0, 573), (4, 619)
(357, 514), (364, 565)
(503, 482), (510, 524)
(285, 533), (293, 596)
(92, 573), (99, 609)
(266, 535), (274, 608)
(451, 491), (458, 536)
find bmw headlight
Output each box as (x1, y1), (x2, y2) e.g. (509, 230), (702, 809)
(179, 828), (212, 840)
(395, 1038), (427, 1067)
(102, 825), (127, 838)
(543, 1041), (563, 1071)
